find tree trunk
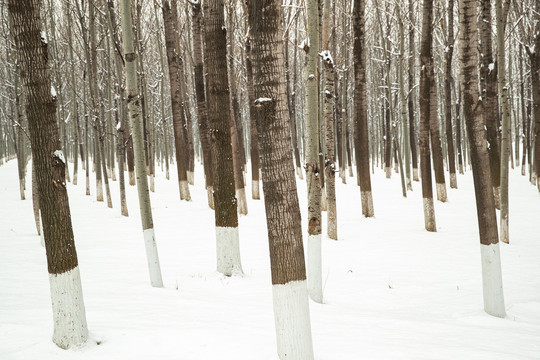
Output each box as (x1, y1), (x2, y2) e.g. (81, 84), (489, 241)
(8, 0), (89, 348)
(305, 0), (323, 304)
(459, 0), (505, 317)
(162, 0), (191, 201)
(408, 0), (419, 182)
(445, 0), (457, 189)
(419, 0), (437, 231)
(246, 36), (261, 200)
(353, 0), (374, 217)
(204, 0), (243, 276)
(247, 1), (315, 358)
(479, 0), (502, 209)
(120, 0), (163, 288)
(190, 1), (214, 207)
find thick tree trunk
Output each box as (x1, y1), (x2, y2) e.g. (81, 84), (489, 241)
(480, 0), (501, 208)
(353, 0), (374, 217)
(419, 0), (437, 231)
(8, 0), (89, 348)
(120, 0), (163, 288)
(205, 0), (243, 276)
(247, 1), (315, 358)
(459, 0), (505, 318)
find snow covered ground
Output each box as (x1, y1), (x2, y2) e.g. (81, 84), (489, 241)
(0, 159), (539, 359)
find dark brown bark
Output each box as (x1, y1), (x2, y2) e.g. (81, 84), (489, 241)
(8, 0), (79, 275)
(245, 36), (260, 193)
(480, 0), (502, 200)
(247, 0), (306, 285)
(205, 0), (238, 228)
(459, 0), (499, 245)
(353, 0), (374, 217)
(419, 0), (436, 230)
(162, 0), (190, 200)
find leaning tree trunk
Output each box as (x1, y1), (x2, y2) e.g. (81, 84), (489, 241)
(120, 0), (163, 288)
(247, 1), (315, 358)
(353, 0), (374, 217)
(205, 0), (243, 276)
(8, 0), (89, 348)
(459, 0), (505, 318)
(419, 0), (437, 231)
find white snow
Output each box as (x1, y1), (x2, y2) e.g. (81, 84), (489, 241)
(50, 85), (56, 98)
(488, 62), (495, 73)
(53, 150), (65, 164)
(41, 30), (47, 44)
(0, 159), (539, 359)
(255, 97), (272, 104)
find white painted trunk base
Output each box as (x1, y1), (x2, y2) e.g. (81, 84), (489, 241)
(493, 186), (501, 210)
(236, 188), (248, 215)
(436, 183), (447, 203)
(207, 186), (215, 210)
(49, 266), (88, 349)
(480, 243), (506, 318)
(216, 227), (243, 276)
(187, 171), (194, 185)
(96, 179), (104, 202)
(272, 280), (315, 360)
(321, 187), (327, 211)
(296, 166), (304, 180)
(39, 211), (45, 247)
(307, 234), (322, 303)
(361, 191), (374, 217)
(385, 166), (392, 178)
(413, 168), (419, 181)
(150, 174), (155, 193)
(450, 173), (457, 189)
(129, 171), (136, 186)
(423, 198), (437, 232)
(143, 228), (164, 287)
(348, 166), (354, 177)
(252, 180), (260, 200)
(179, 180), (191, 201)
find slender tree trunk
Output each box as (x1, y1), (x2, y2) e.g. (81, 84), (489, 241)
(205, 0), (243, 276)
(190, 1), (214, 208)
(445, 0), (457, 189)
(247, 2), (315, 358)
(408, 0), (419, 182)
(305, 0), (323, 304)
(8, 0), (89, 347)
(354, 0), (374, 217)
(419, 0), (437, 231)
(459, 0), (505, 317)
(246, 36), (261, 200)
(120, 0), (163, 288)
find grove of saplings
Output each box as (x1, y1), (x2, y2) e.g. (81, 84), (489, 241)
(1, 0), (538, 358)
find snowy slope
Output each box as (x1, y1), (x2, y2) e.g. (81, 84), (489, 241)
(0, 159), (539, 359)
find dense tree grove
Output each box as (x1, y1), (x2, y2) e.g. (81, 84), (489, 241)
(2, 0), (539, 356)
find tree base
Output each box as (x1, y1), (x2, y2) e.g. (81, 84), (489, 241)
(216, 226), (243, 276)
(307, 234), (322, 303)
(480, 243), (506, 318)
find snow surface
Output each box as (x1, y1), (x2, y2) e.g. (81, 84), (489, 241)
(0, 159), (539, 359)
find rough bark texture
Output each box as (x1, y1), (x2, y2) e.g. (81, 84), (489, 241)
(480, 0), (502, 207)
(246, 36), (261, 200)
(419, 0), (436, 231)
(8, 0), (88, 347)
(204, 0), (239, 230)
(353, 0), (374, 217)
